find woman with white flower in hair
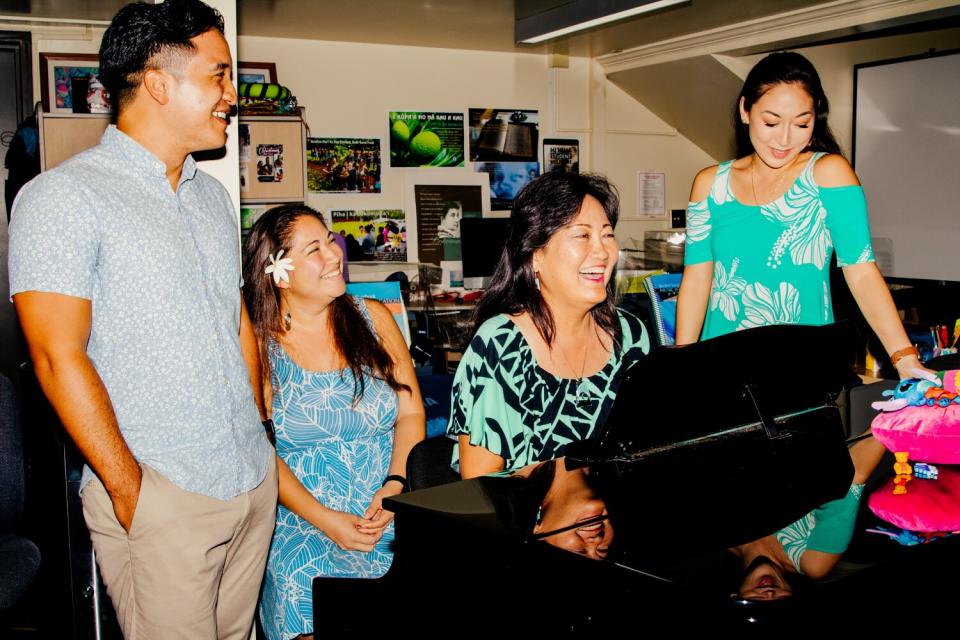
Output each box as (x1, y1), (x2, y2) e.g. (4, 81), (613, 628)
(242, 205), (424, 640)
(675, 51), (936, 382)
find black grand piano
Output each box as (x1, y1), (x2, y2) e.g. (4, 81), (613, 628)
(315, 323), (960, 632)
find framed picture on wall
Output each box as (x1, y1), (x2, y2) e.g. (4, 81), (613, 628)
(39, 53), (103, 114)
(237, 61), (278, 85)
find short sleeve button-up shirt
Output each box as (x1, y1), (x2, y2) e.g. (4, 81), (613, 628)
(9, 125), (271, 500)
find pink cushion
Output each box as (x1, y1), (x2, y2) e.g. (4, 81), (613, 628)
(869, 467), (960, 532)
(870, 404), (960, 464)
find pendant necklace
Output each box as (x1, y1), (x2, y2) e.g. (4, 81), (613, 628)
(750, 154), (795, 207)
(557, 332), (592, 407)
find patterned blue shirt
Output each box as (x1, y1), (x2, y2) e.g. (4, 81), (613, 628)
(9, 125), (271, 500)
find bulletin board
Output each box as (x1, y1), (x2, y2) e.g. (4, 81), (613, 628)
(239, 116), (306, 203)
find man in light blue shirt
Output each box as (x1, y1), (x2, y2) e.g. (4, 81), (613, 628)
(8, 1), (276, 637)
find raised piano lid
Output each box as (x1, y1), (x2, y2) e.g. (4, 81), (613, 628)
(573, 321), (860, 463)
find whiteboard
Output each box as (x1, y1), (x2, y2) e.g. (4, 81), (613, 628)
(853, 51), (960, 282)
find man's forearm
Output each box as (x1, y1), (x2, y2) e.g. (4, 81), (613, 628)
(32, 348), (140, 496)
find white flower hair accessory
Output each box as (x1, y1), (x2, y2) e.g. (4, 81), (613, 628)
(265, 249), (295, 285)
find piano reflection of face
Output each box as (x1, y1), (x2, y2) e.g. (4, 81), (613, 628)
(530, 463), (614, 561)
(737, 556), (794, 601)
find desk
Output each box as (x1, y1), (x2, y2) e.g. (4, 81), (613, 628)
(407, 301), (475, 373)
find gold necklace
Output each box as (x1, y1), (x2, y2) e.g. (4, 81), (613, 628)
(750, 155), (796, 206)
(555, 328), (593, 406)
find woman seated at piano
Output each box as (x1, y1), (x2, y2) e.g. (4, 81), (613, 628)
(448, 171), (650, 478)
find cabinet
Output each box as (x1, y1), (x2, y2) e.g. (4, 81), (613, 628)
(38, 112), (110, 170)
(238, 114), (306, 203)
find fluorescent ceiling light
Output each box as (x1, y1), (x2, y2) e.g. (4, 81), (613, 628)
(519, 0), (687, 44)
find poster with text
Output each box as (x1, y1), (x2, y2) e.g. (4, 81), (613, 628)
(469, 108), (539, 162)
(256, 144), (284, 183)
(307, 137), (381, 193)
(543, 138), (579, 173)
(330, 209), (407, 262)
(389, 111), (464, 167)
(413, 184), (482, 266)
(474, 161), (539, 210)
(636, 171), (666, 218)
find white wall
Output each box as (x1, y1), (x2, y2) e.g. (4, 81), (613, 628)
(737, 27), (960, 157)
(237, 35), (712, 255)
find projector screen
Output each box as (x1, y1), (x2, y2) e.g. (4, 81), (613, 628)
(853, 50), (960, 283)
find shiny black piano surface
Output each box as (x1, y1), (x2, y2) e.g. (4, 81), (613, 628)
(318, 324), (960, 632)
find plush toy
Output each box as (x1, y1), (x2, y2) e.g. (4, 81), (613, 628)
(872, 375), (960, 412)
(868, 370), (960, 529)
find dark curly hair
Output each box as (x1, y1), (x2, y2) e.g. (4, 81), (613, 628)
(99, 0), (224, 111)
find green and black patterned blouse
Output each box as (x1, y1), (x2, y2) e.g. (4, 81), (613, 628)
(448, 309), (649, 472)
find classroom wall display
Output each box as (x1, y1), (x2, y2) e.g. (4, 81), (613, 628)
(468, 108), (539, 162)
(237, 61), (278, 85)
(39, 53), (107, 114)
(306, 137), (381, 193)
(473, 161), (539, 210)
(389, 111), (465, 167)
(543, 138), (579, 173)
(636, 171), (666, 218)
(413, 184), (482, 266)
(239, 117), (306, 203)
(330, 209), (407, 263)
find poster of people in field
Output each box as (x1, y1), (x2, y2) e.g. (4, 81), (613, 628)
(307, 138), (381, 193)
(330, 209), (407, 262)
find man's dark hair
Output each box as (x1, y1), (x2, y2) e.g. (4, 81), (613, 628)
(99, 0), (224, 111)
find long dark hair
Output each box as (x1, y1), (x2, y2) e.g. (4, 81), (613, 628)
(473, 171), (621, 348)
(241, 205), (409, 402)
(734, 51), (843, 159)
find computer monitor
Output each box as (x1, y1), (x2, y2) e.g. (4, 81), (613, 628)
(460, 217), (511, 290)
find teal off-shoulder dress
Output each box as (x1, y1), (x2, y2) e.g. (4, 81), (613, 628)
(684, 152), (876, 341)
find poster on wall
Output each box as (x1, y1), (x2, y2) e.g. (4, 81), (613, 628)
(389, 111), (465, 167)
(469, 108), (539, 162)
(413, 184), (482, 266)
(636, 171), (667, 218)
(256, 144), (284, 183)
(543, 138), (579, 173)
(306, 137), (381, 193)
(330, 209), (407, 262)
(473, 161), (539, 210)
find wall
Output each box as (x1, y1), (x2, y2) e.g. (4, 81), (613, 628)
(4, 0), (241, 211)
(237, 35), (712, 264)
(736, 27), (960, 157)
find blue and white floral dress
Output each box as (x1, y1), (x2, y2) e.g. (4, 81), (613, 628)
(259, 298), (398, 640)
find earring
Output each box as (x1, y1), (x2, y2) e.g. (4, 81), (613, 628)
(741, 118), (748, 125)
(534, 275), (541, 290)
(283, 312), (292, 331)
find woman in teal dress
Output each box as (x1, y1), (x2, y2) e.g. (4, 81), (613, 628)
(242, 206), (424, 640)
(448, 172), (649, 477)
(675, 52), (936, 382)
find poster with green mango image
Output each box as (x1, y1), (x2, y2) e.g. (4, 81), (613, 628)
(389, 111), (465, 168)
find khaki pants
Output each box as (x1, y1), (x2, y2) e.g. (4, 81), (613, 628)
(82, 457), (278, 639)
